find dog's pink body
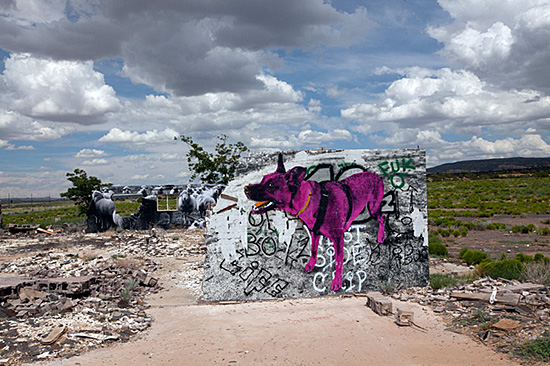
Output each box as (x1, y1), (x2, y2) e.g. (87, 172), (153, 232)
(245, 154), (385, 291)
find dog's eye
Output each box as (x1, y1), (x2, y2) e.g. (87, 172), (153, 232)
(267, 182), (275, 188)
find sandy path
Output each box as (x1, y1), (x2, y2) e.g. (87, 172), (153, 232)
(28, 296), (518, 366)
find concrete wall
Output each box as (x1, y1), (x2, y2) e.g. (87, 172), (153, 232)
(202, 149), (428, 301)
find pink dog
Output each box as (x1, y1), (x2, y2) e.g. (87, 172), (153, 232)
(245, 153), (385, 291)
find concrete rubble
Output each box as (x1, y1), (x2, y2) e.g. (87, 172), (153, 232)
(391, 275), (550, 357)
(0, 228), (206, 366)
(360, 258), (550, 361)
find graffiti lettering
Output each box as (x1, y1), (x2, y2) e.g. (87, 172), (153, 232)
(239, 261), (259, 281)
(218, 258), (291, 297)
(313, 270), (368, 293)
(219, 258), (242, 275)
(378, 158), (416, 189)
(313, 272), (330, 292)
(265, 278), (290, 296)
(244, 268), (272, 296)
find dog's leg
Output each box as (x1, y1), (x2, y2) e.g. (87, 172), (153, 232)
(304, 232), (320, 271)
(331, 236), (344, 291)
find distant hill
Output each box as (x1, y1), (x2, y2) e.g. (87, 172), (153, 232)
(427, 157), (550, 174)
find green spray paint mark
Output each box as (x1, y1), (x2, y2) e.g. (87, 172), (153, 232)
(378, 158), (416, 189)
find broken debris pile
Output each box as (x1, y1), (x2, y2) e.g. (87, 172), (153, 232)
(0, 257), (160, 365)
(0, 229), (208, 365)
(395, 277), (550, 357)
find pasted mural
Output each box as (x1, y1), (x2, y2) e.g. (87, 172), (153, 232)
(202, 149), (429, 301)
(244, 154), (386, 291)
(86, 184), (225, 233)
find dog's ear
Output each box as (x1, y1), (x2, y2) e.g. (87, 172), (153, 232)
(276, 153), (286, 173)
(285, 166), (307, 193)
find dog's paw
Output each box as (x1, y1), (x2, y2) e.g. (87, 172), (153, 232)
(330, 278), (342, 291)
(304, 259), (316, 272)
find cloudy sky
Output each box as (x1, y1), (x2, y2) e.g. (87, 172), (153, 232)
(1, 0), (550, 198)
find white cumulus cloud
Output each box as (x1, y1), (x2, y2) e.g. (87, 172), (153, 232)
(343, 67), (550, 136)
(98, 128), (180, 145)
(81, 158), (108, 166)
(429, 0), (550, 92)
(2, 53), (120, 122)
(75, 149), (107, 158)
(250, 128), (352, 149)
(4, 144), (34, 150)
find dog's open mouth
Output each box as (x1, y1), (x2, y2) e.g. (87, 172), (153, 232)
(252, 200), (277, 214)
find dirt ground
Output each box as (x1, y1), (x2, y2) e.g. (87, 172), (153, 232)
(443, 214), (550, 260)
(26, 296), (518, 366)
(7, 229), (538, 366)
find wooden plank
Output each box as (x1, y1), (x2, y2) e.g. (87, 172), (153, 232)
(504, 283), (547, 293)
(37, 227), (56, 235)
(215, 203), (237, 214)
(220, 194), (238, 202)
(450, 291), (521, 306)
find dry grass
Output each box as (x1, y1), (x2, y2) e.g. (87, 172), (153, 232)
(521, 261), (550, 285)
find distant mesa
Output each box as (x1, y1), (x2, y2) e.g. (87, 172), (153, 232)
(427, 157), (550, 175)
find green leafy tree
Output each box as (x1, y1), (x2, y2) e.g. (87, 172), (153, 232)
(176, 134), (249, 184)
(60, 169), (111, 215)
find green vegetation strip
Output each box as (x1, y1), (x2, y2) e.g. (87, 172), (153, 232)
(428, 174), (550, 216)
(514, 331), (550, 362)
(2, 198), (141, 228)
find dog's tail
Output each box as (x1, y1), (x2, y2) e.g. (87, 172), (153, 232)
(367, 201), (385, 244)
(377, 213), (386, 243)
(113, 211), (123, 228)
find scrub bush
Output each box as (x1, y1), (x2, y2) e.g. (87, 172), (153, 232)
(429, 242), (448, 257)
(515, 252), (533, 263)
(477, 259), (523, 280)
(461, 249), (488, 265)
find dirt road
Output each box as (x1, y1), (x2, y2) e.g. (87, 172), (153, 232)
(28, 295), (518, 366)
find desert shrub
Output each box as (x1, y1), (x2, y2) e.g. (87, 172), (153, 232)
(437, 228), (451, 237)
(512, 224), (538, 234)
(379, 280), (397, 295)
(541, 218), (550, 225)
(521, 261), (550, 286)
(515, 252), (533, 263)
(487, 222), (506, 230)
(514, 331), (550, 362)
(429, 242), (448, 257)
(452, 229), (461, 237)
(118, 278), (139, 307)
(461, 249), (488, 265)
(477, 259), (523, 280)
(429, 232), (442, 244)
(534, 253), (545, 262)
(471, 221), (487, 230)
(459, 247), (469, 258)
(536, 227), (550, 236)
(430, 274), (457, 290)
(430, 274), (475, 290)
